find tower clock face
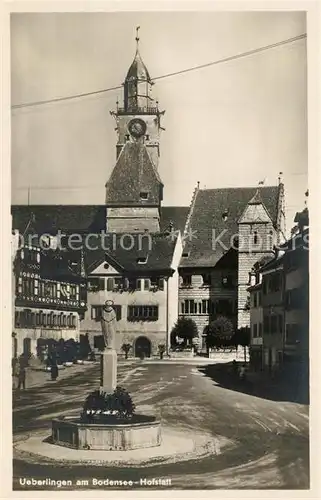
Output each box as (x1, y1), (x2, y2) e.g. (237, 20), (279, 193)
(128, 118), (146, 138)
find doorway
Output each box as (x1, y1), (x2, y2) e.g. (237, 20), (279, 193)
(135, 336), (151, 358)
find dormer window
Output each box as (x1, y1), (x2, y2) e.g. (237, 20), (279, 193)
(137, 256), (148, 264)
(222, 209), (229, 221)
(140, 191), (149, 200)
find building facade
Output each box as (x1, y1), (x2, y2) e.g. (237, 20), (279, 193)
(178, 185), (285, 348)
(12, 229), (87, 358)
(81, 233), (182, 356)
(248, 207), (309, 377)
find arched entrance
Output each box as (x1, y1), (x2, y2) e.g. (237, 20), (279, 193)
(135, 336), (151, 358)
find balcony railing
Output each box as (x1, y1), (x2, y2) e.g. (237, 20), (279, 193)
(117, 106), (159, 115)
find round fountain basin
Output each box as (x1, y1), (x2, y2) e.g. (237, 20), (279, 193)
(52, 414), (161, 451)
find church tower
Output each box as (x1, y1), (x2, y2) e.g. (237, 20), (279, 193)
(105, 28), (165, 233)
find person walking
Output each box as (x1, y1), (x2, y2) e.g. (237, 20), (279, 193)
(17, 363), (26, 390)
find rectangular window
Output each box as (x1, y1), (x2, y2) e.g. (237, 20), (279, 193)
(136, 279), (143, 291)
(222, 276), (234, 288)
(128, 305), (159, 322)
(181, 274), (192, 287)
(150, 277), (165, 291)
(137, 256), (148, 264)
(139, 191), (149, 200)
(106, 278), (114, 291)
(253, 293), (258, 308)
(202, 274), (212, 286)
(144, 279), (150, 291)
(278, 314), (283, 333)
(202, 299), (210, 314)
(258, 291), (262, 306)
(70, 285), (77, 299)
(263, 316), (270, 334)
(88, 278), (103, 292)
(15, 311), (21, 328)
(259, 323), (263, 336)
(22, 278), (35, 296)
(253, 324), (258, 338)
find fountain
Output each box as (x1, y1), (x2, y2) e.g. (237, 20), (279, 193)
(51, 300), (161, 451)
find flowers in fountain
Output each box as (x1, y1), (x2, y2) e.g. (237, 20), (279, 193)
(81, 386), (136, 422)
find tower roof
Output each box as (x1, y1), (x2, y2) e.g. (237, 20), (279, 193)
(125, 27), (151, 83)
(126, 49), (151, 83)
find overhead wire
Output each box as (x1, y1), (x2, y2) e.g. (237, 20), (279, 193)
(11, 33), (306, 111)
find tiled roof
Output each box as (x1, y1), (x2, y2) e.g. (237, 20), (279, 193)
(11, 204), (189, 236)
(11, 205), (106, 234)
(181, 186), (280, 268)
(85, 233), (177, 275)
(105, 142), (163, 205)
(160, 206), (189, 234)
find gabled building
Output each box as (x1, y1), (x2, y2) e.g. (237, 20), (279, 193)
(81, 232), (182, 356)
(11, 217), (87, 358)
(178, 184), (285, 348)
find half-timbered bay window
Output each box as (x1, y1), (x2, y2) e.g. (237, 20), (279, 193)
(70, 284), (77, 300)
(91, 305), (122, 321)
(22, 277), (35, 296)
(127, 305), (159, 322)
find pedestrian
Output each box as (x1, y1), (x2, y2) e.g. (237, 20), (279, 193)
(239, 364), (246, 381)
(17, 363), (26, 390)
(50, 362), (59, 381)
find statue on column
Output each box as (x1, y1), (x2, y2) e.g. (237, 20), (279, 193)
(101, 300), (117, 350)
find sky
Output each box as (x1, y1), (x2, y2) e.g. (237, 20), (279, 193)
(11, 11), (307, 232)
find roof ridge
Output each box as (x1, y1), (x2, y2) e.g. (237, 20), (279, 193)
(183, 182), (200, 239)
(198, 185), (278, 192)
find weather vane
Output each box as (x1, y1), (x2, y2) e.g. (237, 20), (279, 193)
(135, 26), (140, 44)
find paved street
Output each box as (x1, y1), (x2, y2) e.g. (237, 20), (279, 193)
(13, 361), (309, 490)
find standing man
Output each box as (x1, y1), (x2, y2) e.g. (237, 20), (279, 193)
(17, 359), (27, 390)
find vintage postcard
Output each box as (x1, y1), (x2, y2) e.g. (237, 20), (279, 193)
(2, 2), (318, 496)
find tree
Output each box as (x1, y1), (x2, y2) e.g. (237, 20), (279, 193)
(121, 343), (132, 360)
(232, 327), (250, 361)
(206, 316), (234, 350)
(170, 317), (198, 348)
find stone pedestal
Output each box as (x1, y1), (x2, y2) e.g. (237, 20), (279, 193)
(100, 348), (117, 394)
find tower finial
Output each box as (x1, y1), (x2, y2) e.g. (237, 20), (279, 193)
(135, 26), (140, 47)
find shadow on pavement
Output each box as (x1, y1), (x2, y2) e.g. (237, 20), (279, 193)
(199, 362), (309, 404)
